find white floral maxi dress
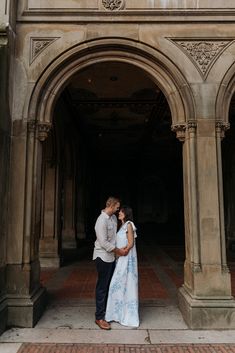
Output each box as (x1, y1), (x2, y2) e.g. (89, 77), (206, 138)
(105, 221), (139, 327)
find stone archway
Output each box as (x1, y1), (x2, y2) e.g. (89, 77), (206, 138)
(28, 38), (193, 127)
(23, 37), (194, 328)
(7, 37), (235, 329)
(28, 38), (194, 273)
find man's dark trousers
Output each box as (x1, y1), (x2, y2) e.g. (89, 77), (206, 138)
(95, 257), (115, 320)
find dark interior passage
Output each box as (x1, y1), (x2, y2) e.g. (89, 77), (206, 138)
(39, 62), (184, 266)
(223, 93), (235, 253)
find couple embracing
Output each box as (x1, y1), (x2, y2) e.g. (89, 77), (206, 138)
(93, 196), (139, 330)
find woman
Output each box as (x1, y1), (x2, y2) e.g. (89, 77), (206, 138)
(105, 206), (139, 327)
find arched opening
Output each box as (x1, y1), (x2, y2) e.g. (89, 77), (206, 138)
(26, 38), (197, 327)
(217, 67), (235, 299)
(38, 61), (186, 316)
(223, 93), (235, 259)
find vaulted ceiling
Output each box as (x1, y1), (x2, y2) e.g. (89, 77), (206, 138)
(62, 62), (177, 160)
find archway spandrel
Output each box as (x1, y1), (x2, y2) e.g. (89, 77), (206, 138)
(30, 37), (60, 64)
(28, 38), (194, 128)
(170, 38), (235, 81)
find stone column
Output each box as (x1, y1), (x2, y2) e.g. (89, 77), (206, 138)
(0, 26), (9, 334)
(61, 144), (76, 249)
(39, 126), (61, 267)
(172, 120), (235, 329)
(6, 120), (47, 328)
(76, 146), (86, 240)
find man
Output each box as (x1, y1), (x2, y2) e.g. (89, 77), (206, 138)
(93, 196), (127, 330)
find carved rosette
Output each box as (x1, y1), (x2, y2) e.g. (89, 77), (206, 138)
(30, 37), (59, 64)
(216, 121), (230, 139)
(37, 122), (52, 142)
(102, 0), (124, 10)
(171, 39), (232, 79)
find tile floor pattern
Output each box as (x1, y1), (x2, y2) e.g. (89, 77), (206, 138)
(16, 344), (235, 353)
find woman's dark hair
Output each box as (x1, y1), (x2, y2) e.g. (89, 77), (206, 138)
(120, 205), (134, 223)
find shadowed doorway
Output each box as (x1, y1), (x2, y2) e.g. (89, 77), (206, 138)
(39, 62), (184, 268)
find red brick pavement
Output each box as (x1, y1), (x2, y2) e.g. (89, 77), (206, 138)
(40, 246), (235, 301)
(17, 344), (235, 353)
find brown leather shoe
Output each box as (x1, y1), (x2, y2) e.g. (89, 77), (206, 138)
(95, 319), (111, 330)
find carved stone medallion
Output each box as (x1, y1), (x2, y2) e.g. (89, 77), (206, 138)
(102, 0), (124, 11)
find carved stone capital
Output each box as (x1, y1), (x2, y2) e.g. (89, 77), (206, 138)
(171, 123), (186, 142)
(27, 120), (37, 133)
(221, 264), (230, 274)
(37, 122), (52, 141)
(187, 121), (197, 134)
(193, 263), (202, 273)
(216, 121), (230, 139)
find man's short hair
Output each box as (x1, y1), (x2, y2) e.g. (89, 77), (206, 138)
(106, 196), (120, 207)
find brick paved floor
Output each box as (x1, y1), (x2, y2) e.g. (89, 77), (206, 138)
(17, 343), (235, 353)
(2, 240), (235, 353)
(40, 242), (235, 303)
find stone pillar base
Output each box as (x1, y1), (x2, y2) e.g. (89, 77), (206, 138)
(179, 286), (235, 329)
(40, 256), (60, 268)
(0, 296), (7, 334)
(7, 287), (47, 328)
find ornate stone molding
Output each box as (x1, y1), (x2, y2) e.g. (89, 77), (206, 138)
(37, 122), (52, 142)
(169, 39), (234, 79)
(30, 37), (60, 64)
(101, 0), (125, 11)
(216, 121), (230, 139)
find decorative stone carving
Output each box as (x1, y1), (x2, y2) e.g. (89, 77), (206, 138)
(27, 120), (36, 133)
(37, 122), (52, 141)
(101, 0), (124, 11)
(172, 121), (197, 141)
(216, 121), (230, 139)
(170, 39), (233, 79)
(193, 263), (202, 273)
(187, 121), (197, 134)
(171, 123), (186, 142)
(222, 264), (230, 274)
(30, 37), (59, 64)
